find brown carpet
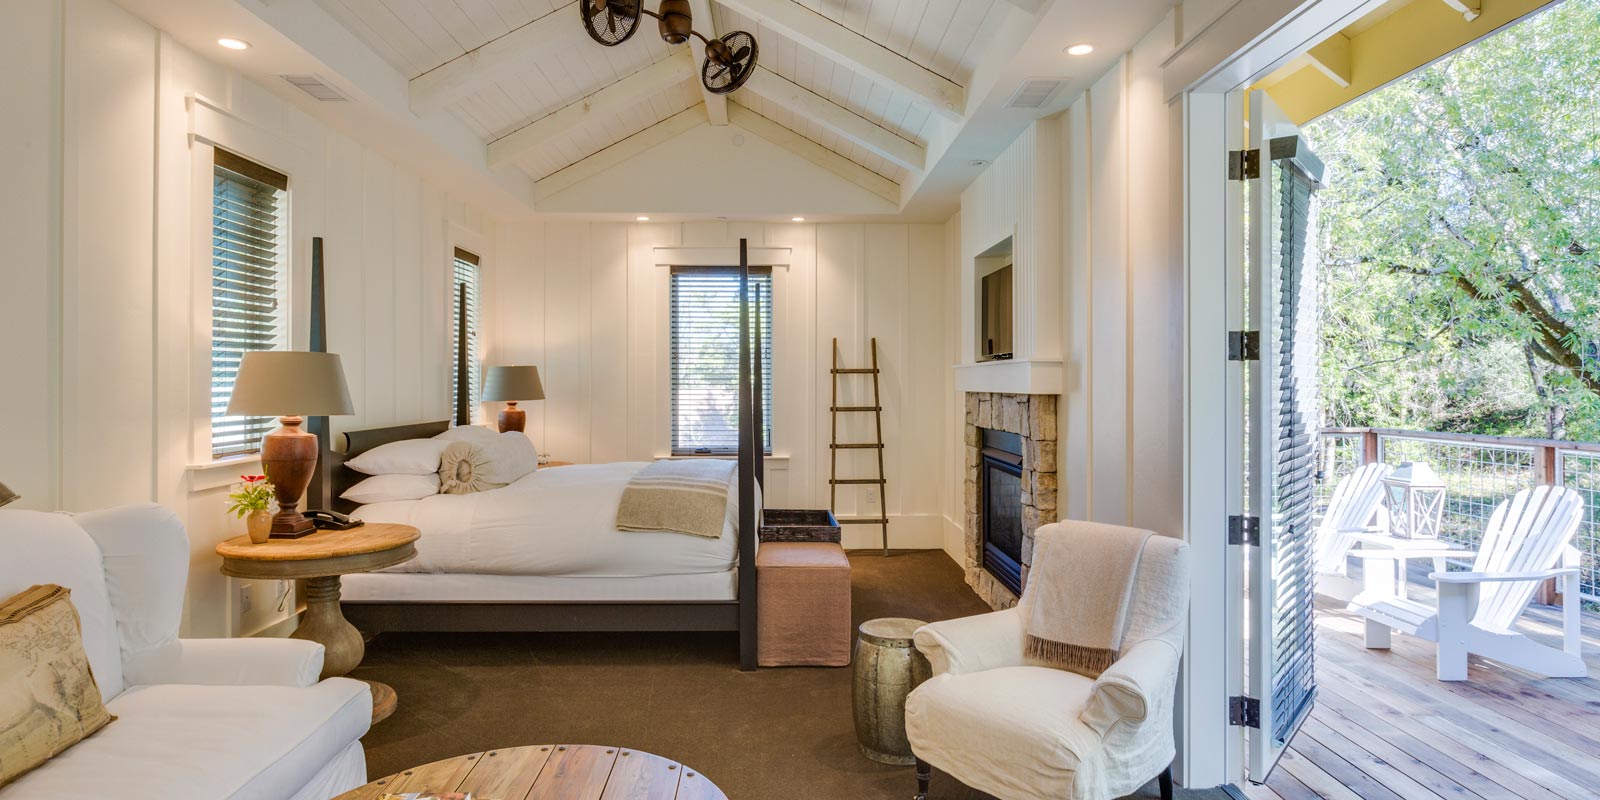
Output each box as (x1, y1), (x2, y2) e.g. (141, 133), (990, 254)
(352, 550), (1225, 799)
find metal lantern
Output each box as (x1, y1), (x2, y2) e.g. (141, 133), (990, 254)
(1381, 461), (1447, 539)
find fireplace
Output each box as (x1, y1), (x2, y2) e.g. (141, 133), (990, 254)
(962, 393), (1057, 609)
(980, 428), (1025, 595)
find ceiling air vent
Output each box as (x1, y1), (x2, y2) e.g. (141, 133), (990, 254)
(1005, 78), (1066, 109)
(279, 74), (348, 102)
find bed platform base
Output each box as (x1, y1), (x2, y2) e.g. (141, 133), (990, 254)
(343, 601), (740, 634)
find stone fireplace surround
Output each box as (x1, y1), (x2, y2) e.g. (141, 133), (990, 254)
(963, 392), (1058, 609)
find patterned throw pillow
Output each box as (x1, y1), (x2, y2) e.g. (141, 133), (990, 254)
(438, 441), (507, 495)
(0, 584), (115, 788)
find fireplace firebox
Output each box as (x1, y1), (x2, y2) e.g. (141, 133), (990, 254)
(980, 427), (1025, 595)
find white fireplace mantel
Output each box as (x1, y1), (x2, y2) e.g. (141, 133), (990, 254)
(954, 359), (1063, 395)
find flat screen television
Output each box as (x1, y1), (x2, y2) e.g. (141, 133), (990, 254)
(981, 264), (1013, 360)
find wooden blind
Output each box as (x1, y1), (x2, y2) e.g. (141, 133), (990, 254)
(670, 267), (772, 455)
(211, 152), (288, 458)
(452, 248), (482, 424)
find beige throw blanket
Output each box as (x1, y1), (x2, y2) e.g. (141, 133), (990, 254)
(616, 459), (737, 538)
(1025, 522), (1153, 677)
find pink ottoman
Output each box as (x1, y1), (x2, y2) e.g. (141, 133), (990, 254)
(757, 542), (852, 667)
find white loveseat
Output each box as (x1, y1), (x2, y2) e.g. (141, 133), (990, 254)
(0, 504), (370, 799)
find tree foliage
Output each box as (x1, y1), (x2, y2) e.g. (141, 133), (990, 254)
(1304, 0), (1600, 440)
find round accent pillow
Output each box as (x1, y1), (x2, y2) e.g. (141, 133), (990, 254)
(438, 442), (506, 495)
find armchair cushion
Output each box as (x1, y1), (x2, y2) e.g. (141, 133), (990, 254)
(124, 638), (325, 689)
(906, 666), (1100, 800)
(1, 678), (371, 800)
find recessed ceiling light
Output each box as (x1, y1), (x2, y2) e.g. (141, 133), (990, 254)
(1065, 43), (1094, 56)
(636, 216), (650, 221)
(791, 217), (805, 222)
(218, 38), (251, 50)
(969, 159), (990, 167)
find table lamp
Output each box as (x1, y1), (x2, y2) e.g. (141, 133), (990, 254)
(0, 481), (17, 508)
(226, 351), (354, 537)
(481, 365), (544, 433)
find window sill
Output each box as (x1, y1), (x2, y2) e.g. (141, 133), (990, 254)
(656, 453), (790, 469)
(187, 454), (263, 492)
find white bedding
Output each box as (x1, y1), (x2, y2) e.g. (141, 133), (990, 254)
(352, 461), (748, 579)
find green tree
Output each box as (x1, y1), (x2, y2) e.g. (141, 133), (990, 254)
(1305, 0), (1600, 440)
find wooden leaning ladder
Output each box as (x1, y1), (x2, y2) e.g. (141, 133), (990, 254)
(830, 337), (889, 556)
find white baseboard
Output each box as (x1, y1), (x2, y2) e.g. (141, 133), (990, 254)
(941, 514), (965, 567)
(841, 513), (946, 550)
(249, 609), (302, 639)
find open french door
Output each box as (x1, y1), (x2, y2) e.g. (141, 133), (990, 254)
(1243, 89), (1326, 782)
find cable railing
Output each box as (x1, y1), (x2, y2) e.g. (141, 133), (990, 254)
(1316, 427), (1600, 603)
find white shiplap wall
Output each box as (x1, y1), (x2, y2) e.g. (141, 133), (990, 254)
(488, 220), (950, 549)
(0, 0), (496, 640)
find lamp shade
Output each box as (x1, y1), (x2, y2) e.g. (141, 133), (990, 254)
(481, 365), (545, 402)
(225, 351), (355, 417)
(0, 481), (17, 508)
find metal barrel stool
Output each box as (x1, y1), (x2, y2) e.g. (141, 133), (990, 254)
(852, 617), (932, 765)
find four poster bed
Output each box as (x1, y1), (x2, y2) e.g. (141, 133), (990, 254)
(314, 240), (766, 671)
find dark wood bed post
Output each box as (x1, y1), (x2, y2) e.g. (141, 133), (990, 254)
(306, 237), (333, 510)
(737, 238), (759, 671)
(752, 280), (765, 488)
(455, 283), (470, 426)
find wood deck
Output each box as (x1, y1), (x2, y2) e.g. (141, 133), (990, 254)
(1241, 587), (1600, 800)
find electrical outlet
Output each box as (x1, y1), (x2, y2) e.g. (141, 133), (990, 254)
(866, 487), (879, 505)
(239, 585), (252, 614)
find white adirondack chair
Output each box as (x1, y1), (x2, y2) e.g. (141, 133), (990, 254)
(1349, 485), (1587, 681)
(1314, 462), (1394, 576)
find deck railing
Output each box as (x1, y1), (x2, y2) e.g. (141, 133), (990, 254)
(1317, 427), (1600, 603)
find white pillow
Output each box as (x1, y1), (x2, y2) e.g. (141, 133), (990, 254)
(434, 425), (501, 446)
(340, 473), (440, 504)
(344, 438), (451, 476)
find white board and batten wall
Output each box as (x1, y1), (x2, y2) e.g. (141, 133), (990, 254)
(0, 0), (495, 639)
(487, 220), (950, 551)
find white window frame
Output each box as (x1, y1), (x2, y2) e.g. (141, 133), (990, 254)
(186, 94), (319, 471)
(668, 267), (774, 456)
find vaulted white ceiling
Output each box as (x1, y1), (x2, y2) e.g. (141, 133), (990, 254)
(311, 0), (1006, 196)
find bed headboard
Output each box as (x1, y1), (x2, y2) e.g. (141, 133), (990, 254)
(329, 420), (451, 513)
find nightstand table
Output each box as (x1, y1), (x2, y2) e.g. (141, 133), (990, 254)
(216, 523), (419, 724)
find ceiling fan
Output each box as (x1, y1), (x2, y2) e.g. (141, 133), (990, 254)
(581, 0), (759, 95)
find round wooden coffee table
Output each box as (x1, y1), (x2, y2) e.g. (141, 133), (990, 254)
(216, 523), (419, 724)
(335, 745), (728, 800)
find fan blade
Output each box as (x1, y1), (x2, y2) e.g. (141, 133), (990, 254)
(708, 63), (729, 81)
(608, 11), (617, 35)
(731, 46), (750, 64)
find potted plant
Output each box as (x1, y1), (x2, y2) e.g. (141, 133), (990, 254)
(227, 475), (276, 543)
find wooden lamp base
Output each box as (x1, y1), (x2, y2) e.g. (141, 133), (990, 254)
(262, 415), (319, 538)
(498, 401), (526, 433)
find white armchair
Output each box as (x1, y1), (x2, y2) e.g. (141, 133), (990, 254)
(905, 521), (1190, 800)
(0, 504), (371, 800)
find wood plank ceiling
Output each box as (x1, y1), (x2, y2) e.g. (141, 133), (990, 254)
(313, 0), (1004, 194)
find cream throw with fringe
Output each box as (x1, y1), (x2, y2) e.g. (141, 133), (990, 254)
(1024, 522), (1153, 677)
(616, 459), (736, 538)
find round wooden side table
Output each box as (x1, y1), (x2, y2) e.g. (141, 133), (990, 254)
(853, 617), (932, 765)
(335, 745), (728, 800)
(216, 523), (419, 724)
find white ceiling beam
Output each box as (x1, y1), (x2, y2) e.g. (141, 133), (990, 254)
(1439, 0), (1482, 21)
(727, 103), (900, 206)
(488, 51), (696, 167)
(743, 67), (924, 172)
(410, 2), (577, 116)
(535, 105), (709, 201)
(688, 0), (729, 125)
(1305, 32), (1351, 88)
(716, 0), (965, 122)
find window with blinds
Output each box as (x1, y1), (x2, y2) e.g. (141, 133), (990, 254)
(670, 267), (773, 455)
(211, 150), (288, 458)
(452, 248), (482, 425)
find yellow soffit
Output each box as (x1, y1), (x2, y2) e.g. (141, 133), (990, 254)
(1254, 0), (1560, 125)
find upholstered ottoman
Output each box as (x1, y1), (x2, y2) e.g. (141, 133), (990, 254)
(756, 542), (852, 667)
